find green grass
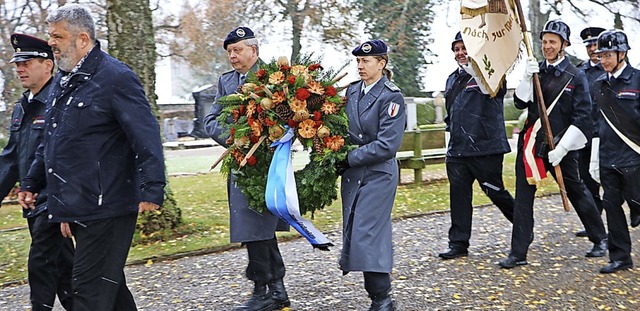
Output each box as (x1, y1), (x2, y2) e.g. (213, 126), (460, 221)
(0, 152), (560, 285)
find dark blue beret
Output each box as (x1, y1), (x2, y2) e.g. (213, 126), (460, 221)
(352, 39), (388, 56)
(10, 33), (54, 63)
(223, 27), (255, 50)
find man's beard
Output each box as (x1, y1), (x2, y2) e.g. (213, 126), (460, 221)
(56, 41), (78, 72)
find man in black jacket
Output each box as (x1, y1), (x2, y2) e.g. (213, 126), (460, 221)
(18, 4), (165, 310)
(499, 20), (607, 269)
(589, 29), (640, 273)
(0, 33), (74, 311)
(438, 32), (515, 260)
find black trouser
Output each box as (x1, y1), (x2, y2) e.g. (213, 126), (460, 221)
(601, 166), (640, 262)
(70, 213), (138, 311)
(578, 146), (603, 213)
(27, 212), (75, 311)
(511, 150), (607, 259)
(364, 272), (391, 298)
(245, 237), (285, 283)
(446, 154), (515, 250)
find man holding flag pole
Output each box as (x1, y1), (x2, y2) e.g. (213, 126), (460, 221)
(498, 18), (608, 268)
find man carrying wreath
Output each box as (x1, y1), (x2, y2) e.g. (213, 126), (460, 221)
(204, 27), (291, 311)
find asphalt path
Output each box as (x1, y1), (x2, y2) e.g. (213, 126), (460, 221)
(2, 194), (639, 310)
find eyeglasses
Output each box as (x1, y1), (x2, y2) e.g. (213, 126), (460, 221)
(597, 52), (617, 60)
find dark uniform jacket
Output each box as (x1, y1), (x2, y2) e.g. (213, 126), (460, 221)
(203, 61), (288, 243)
(515, 58), (592, 153)
(0, 80), (52, 218)
(21, 42), (166, 222)
(578, 61), (606, 140)
(593, 65), (640, 168)
(444, 68), (511, 157)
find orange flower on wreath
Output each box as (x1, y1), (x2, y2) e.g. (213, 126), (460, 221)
(307, 81), (324, 95)
(272, 91), (286, 104)
(289, 98), (307, 112)
(269, 71), (285, 84)
(321, 101), (337, 114)
(291, 65), (308, 76)
(323, 135), (345, 152)
(298, 119), (317, 138)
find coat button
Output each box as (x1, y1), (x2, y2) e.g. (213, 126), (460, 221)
(48, 214), (53, 219)
(357, 180), (361, 185)
(52, 123), (57, 128)
(358, 134), (363, 138)
(48, 168), (53, 173)
(78, 102), (84, 107)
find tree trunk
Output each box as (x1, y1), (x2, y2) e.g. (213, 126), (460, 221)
(106, 0), (181, 235)
(528, 0), (548, 61)
(288, 1), (303, 62)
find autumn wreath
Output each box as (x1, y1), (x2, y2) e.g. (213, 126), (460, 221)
(215, 55), (352, 215)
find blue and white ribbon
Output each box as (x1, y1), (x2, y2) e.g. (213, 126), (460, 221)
(265, 128), (333, 250)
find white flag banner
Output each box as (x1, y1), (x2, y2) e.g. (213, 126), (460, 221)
(460, 0), (523, 97)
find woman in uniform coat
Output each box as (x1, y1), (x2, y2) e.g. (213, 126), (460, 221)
(336, 39), (406, 311)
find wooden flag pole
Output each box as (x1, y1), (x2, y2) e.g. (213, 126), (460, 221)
(513, 0), (571, 212)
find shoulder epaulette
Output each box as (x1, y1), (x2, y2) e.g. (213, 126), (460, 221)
(349, 80), (361, 85)
(384, 81), (401, 92)
(221, 69), (236, 76)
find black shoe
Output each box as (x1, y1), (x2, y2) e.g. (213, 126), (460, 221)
(438, 248), (468, 259)
(630, 213), (640, 228)
(498, 256), (527, 269)
(268, 279), (291, 309)
(575, 229), (588, 237)
(233, 282), (278, 311)
(586, 239), (607, 257)
(600, 260), (633, 274)
(369, 295), (396, 311)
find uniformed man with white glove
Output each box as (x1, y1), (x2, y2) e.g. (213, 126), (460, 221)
(499, 20), (607, 269)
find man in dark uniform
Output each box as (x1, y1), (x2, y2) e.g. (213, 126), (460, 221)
(499, 20), (608, 269)
(203, 27), (291, 311)
(18, 4), (166, 309)
(438, 32), (515, 260)
(578, 27), (640, 231)
(0, 33), (74, 311)
(574, 26), (606, 237)
(589, 29), (640, 273)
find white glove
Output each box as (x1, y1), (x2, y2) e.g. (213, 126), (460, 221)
(515, 58), (539, 102)
(445, 131), (451, 150)
(589, 137), (600, 183)
(547, 125), (588, 166)
(524, 57), (539, 79)
(548, 145), (568, 166)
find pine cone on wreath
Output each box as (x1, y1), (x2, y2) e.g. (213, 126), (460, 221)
(258, 111), (268, 125)
(274, 104), (294, 121)
(307, 94), (326, 110)
(313, 135), (324, 154)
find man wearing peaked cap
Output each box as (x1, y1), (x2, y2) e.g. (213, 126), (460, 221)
(0, 33), (74, 310)
(9, 33), (55, 63)
(205, 26), (292, 311)
(573, 26), (609, 239)
(223, 26), (256, 50)
(352, 39), (388, 56)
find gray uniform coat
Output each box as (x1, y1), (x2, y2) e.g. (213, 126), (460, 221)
(340, 76), (406, 273)
(203, 62), (288, 243)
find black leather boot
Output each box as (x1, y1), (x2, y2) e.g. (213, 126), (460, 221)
(233, 282), (277, 311)
(268, 279), (291, 309)
(364, 272), (395, 311)
(369, 293), (396, 311)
